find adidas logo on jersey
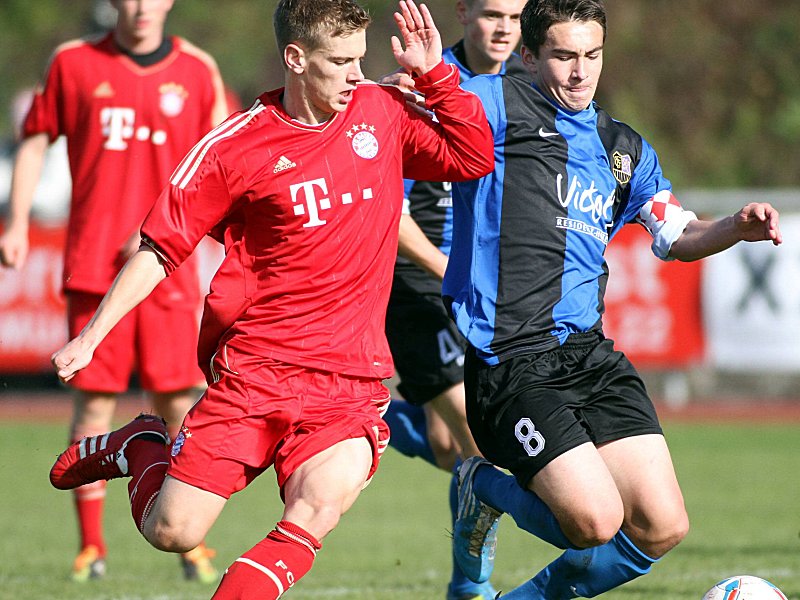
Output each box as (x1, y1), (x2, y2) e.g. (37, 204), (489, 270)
(93, 81), (115, 98)
(273, 155), (296, 173)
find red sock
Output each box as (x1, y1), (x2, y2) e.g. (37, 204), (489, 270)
(71, 426), (107, 555)
(125, 438), (170, 533)
(212, 521), (321, 599)
(73, 481), (106, 556)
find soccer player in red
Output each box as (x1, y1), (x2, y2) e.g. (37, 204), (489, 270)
(0, 0), (228, 583)
(47, 0), (494, 598)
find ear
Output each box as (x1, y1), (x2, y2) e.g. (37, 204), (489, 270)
(521, 45), (538, 75)
(284, 43), (306, 74)
(455, 0), (469, 26)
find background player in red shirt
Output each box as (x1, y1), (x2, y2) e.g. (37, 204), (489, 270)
(47, 0), (494, 598)
(0, 0), (228, 584)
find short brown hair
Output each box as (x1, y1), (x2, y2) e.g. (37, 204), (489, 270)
(520, 0), (606, 55)
(274, 0), (371, 54)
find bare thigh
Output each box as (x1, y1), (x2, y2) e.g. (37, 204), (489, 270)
(144, 475), (227, 552)
(598, 434), (689, 557)
(529, 441), (624, 548)
(282, 436), (373, 541)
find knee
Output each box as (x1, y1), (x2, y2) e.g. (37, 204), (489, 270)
(563, 506), (624, 549)
(639, 512), (690, 558)
(626, 512), (689, 558)
(427, 431), (459, 472)
(144, 513), (205, 553)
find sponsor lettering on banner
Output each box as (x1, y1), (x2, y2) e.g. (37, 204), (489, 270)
(602, 224), (705, 368)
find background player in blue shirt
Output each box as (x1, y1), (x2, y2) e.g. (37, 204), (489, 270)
(381, 1), (526, 599)
(442, 0), (783, 597)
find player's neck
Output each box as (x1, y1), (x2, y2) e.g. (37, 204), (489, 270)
(280, 89), (333, 126)
(461, 40), (503, 75)
(113, 29), (166, 56)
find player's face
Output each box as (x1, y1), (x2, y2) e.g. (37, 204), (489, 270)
(302, 31), (367, 121)
(522, 19), (603, 112)
(457, 0), (525, 74)
(113, 0), (174, 47)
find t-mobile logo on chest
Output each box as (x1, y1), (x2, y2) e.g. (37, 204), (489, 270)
(101, 107), (167, 151)
(290, 178), (374, 228)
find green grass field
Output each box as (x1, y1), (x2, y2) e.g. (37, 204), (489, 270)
(0, 420), (798, 599)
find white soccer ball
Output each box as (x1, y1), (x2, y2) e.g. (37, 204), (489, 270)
(702, 575), (787, 600)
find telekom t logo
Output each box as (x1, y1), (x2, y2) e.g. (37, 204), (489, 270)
(290, 177), (374, 228)
(101, 107), (167, 151)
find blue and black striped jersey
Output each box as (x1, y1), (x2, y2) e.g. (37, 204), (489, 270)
(443, 74), (674, 365)
(393, 41), (527, 296)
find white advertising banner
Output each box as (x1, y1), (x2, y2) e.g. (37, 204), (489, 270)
(703, 214), (800, 371)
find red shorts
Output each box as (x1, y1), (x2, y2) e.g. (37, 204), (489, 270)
(66, 290), (204, 394)
(167, 344), (391, 499)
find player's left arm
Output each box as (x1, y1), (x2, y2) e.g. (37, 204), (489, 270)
(668, 202), (782, 261)
(398, 213), (448, 280)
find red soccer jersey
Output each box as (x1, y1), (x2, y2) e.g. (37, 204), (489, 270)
(142, 61), (492, 379)
(23, 33), (228, 297)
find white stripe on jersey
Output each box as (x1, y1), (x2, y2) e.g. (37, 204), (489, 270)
(170, 99), (267, 190)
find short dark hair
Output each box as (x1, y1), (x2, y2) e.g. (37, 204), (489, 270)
(520, 0), (606, 55)
(274, 0), (371, 54)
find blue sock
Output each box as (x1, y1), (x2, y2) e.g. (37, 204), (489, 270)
(383, 399), (436, 466)
(502, 530), (657, 599)
(472, 464), (573, 549)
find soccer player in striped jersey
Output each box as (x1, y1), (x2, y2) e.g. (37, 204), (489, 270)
(443, 0), (782, 597)
(0, 0), (228, 583)
(47, 1), (494, 598)
(381, 2), (525, 599)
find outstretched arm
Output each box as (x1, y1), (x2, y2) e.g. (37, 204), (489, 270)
(391, 1), (442, 77)
(52, 246), (167, 382)
(669, 202), (782, 262)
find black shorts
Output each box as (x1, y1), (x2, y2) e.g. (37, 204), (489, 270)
(385, 290), (465, 406)
(464, 333), (662, 488)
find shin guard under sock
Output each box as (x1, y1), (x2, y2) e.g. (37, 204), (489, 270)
(503, 530), (658, 599)
(71, 426), (108, 555)
(125, 438), (170, 533)
(73, 481), (106, 555)
(212, 521), (321, 599)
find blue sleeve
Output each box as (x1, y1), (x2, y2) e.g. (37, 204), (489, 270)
(461, 74), (503, 136)
(619, 137), (672, 224)
(403, 178), (415, 199)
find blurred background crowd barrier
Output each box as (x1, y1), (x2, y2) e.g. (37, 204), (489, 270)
(0, 1), (798, 404)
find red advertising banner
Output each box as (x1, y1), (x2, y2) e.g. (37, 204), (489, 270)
(603, 225), (705, 368)
(0, 222), (705, 373)
(0, 222), (68, 372)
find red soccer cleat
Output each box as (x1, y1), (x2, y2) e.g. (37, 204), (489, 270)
(50, 414), (169, 490)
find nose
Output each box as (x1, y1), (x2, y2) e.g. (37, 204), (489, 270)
(572, 57), (589, 81)
(349, 61), (365, 82)
(496, 15), (512, 34)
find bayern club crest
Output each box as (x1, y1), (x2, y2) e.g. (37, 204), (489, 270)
(159, 82), (188, 117)
(347, 122), (379, 159)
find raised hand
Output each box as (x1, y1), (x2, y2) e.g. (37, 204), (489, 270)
(391, 0), (442, 77)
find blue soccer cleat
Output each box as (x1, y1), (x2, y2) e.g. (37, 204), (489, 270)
(453, 457), (503, 584)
